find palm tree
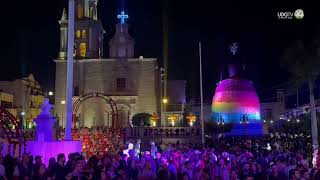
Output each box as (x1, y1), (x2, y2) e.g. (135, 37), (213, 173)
(281, 38), (320, 151)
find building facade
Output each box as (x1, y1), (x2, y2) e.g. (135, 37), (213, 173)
(0, 74), (45, 129)
(0, 91), (17, 117)
(55, 2), (160, 128)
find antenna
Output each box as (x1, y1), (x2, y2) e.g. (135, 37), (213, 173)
(121, 0), (124, 10)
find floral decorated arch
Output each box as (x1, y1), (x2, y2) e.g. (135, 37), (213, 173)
(0, 106), (26, 155)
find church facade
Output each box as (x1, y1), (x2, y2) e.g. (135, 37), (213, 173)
(54, 0), (160, 128)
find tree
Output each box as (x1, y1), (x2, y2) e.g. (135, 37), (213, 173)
(131, 113), (152, 127)
(281, 38), (320, 151)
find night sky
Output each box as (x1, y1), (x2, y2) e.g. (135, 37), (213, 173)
(1, 1), (319, 104)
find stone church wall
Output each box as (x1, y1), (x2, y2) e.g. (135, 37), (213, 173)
(54, 58), (159, 128)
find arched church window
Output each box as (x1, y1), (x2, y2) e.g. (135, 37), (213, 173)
(77, 4), (84, 19)
(73, 44), (77, 57)
(89, 7), (94, 18)
(80, 43), (87, 58)
(76, 30), (81, 38)
(82, 30), (87, 39)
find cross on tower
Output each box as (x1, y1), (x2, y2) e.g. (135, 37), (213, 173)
(117, 11), (129, 24)
(230, 42), (239, 55)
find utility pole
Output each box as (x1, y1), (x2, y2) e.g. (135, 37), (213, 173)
(296, 90), (299, 107)
(199, 42), (205, 145)
(65, 0), (75, 140)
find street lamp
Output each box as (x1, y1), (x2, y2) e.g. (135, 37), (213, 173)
(20, 111), (26, 129)
(48, 91), (53, 96)
(60, 100), (66, 127)
(162, 98), (168, 104)
(160, 68), (167, 127)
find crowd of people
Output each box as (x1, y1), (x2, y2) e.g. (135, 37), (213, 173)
(1, 132), (320, 180)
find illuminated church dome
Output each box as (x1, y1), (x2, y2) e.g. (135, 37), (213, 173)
(212, 43), (262, 135)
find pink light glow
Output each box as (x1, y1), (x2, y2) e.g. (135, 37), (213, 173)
(212, 92), (260, 104)
(212, 78), (261, 124)
(26, 141), (82, 166)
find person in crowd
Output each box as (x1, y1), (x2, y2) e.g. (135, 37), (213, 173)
(54, 153), (66, 180)
(127, 159), (139, 180)
(150, 141), (158, 159)
(139, 159), (156, 180)
(33, 163), (47, 180)
(0, 155), (6, 180)
(18, 153), (33, 179)
(46, 157), (56, 176)
(33, 156), (42, 175)
(135, 139), (141, 157)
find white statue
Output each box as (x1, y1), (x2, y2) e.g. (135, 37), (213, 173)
(40, 98), (53, 115)
(34, 98), (55, 141)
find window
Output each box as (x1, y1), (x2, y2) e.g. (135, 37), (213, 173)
(1, 101), (12, 108)
(73, 44), (77, 57)
(76, 30), (81, 38)
(80, 43), (86, 57)
(89, 7), (94, 18)
(116, 78), (126, 91)
(81, 30), (87, 39)
(77, 4), (84, 19)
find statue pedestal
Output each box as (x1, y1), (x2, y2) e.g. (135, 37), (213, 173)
(33, 98), (56, 141)
(34, 114), (55, 141)
(25, 98), (82, 166)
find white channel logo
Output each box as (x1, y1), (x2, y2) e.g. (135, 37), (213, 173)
(277, 9), (304, 20)
(294, 9), (304, 19)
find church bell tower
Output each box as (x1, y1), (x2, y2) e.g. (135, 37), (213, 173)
(109, 11), (135, 58)
(58, 0), (105, 60)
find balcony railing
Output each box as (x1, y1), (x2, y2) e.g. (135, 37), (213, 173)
(126, 126), (201, 139)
